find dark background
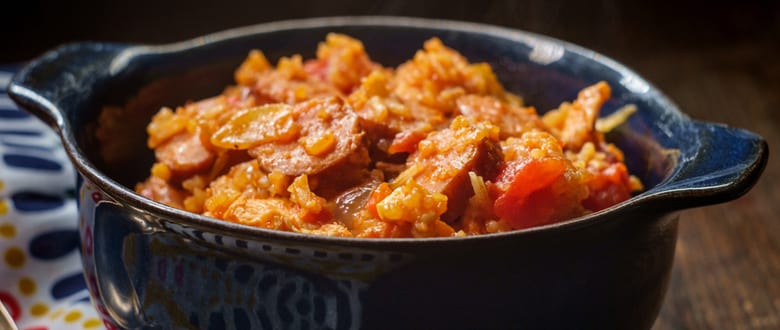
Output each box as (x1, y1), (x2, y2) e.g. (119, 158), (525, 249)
(4, 1), (779, 329)
(3, 1), (778, 62)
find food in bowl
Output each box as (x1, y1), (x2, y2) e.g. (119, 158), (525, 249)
(133, 33), (642, 238)
(9, 17), (766, 329)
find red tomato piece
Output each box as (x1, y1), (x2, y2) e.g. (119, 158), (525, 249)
(492, 158), (566, 229)
(582, 162), (632, 212)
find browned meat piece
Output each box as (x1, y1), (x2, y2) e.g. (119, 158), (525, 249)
(247, 97), (366, 176)
(543, 81), (611, 150)
(401, 116), (503, 222)
(347, 70), (446, 148)
(309, 148), (373, 199)
(135, 176), (187, 208)
(155, 128), (215, 179)
(387, 130), (428, 155)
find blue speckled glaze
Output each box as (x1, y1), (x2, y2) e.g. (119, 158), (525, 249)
(8, 17), (767, 329)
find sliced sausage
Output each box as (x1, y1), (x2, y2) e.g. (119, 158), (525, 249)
(155, 128), (215, 179)
(347, 69), (446, 156)
(135, 176), (186, 209)
(248, 96), (365, 176)
(403, 116), (503, 222)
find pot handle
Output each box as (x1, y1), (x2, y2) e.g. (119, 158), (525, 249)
(7, 43), (130, 130)
(639, 120), (768, 211)
(91, 202), (150, 329)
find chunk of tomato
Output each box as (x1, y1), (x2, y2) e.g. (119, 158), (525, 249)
(491, 158), (566, 229)
(582, 162), (632, 211)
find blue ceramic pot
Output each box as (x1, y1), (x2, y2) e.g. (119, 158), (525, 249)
(8, 17), (767, 329)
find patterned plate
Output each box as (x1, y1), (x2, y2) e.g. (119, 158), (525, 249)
(0, 66), (103, 329)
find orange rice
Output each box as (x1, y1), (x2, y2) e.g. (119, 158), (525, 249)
(133, 33), (642, 238)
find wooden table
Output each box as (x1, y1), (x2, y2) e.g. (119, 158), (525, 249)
(585, 5), (779, 328)
(632, 32), (780, 330)
(3, 1), (778, 328)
